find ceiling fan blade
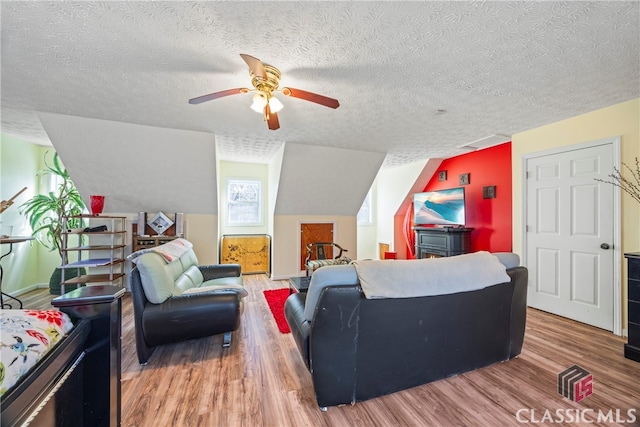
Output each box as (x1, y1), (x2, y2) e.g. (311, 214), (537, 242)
(188, 88), (248, 104)
(265, 104), (280, 130)
(240, 54), (267, 79)
(281, 87), (340, 109)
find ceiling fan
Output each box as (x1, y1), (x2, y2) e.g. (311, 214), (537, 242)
(188, 54), (340, 130)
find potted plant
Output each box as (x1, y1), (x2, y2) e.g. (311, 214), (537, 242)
(19, 152), (87, 294)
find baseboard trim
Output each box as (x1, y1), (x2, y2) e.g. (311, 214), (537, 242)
(5, 283), (49, 297)
(271, 274), (301, 281)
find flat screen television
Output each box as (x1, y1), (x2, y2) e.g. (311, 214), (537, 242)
(413, 187), (465, 226)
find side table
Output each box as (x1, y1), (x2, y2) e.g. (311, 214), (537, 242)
(289, 276), (310, 294)
(0, 236), (34, 308)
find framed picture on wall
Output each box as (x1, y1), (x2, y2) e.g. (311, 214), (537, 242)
(483, 186), (496, 199)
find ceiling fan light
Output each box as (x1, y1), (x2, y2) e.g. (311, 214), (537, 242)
(269, 96), (284, 113)
(250, 92), (267, 113)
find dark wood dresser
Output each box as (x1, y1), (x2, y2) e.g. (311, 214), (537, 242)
(624, 252), (640, 362)
(53, 285), (125, 425)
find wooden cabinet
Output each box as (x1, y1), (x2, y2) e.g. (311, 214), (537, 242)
(414, 227), (473, 258)
(624, 252), (640, 362)
(60, 215), (126, 294)
(220, 234), (271, 274)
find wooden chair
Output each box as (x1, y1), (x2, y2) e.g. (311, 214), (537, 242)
(305, 242), (351, 276)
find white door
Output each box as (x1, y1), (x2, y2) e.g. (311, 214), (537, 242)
(525, 141), (616, 331)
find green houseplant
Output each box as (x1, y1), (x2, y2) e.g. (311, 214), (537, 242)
(19, 152), (87, 294)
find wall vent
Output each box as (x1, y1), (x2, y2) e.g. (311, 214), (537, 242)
(458, 133), (511, 151)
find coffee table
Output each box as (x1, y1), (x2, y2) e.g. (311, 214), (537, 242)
(289, 276), (310, 294)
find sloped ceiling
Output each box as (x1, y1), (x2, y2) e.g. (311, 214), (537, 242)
(275, 143), (385, 216)
(2, 1), (639, 168)
(38, 112), (217, 214)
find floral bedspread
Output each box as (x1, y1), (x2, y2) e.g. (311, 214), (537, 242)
(0, 309), (74, 396)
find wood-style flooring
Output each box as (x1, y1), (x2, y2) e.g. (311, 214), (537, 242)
(18, 274), (640, 427)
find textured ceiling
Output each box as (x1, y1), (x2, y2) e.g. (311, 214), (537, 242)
(2, 1), (639, 168)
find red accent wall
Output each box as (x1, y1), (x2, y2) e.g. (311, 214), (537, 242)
(422, 142), (512, 252)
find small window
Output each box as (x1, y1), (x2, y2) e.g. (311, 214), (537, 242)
(227, 179), (262, 225)
(357, 189), (373, 225)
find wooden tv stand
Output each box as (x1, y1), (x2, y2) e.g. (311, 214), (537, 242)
(414, 226), (473, 258)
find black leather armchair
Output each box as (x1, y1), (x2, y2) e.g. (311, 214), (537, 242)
(130, 263), (243, 364)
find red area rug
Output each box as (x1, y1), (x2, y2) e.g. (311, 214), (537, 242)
(263, 288), (291, 334)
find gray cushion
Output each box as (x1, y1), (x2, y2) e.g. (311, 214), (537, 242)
(136, 252), (176, 304)
(179, 249), (199, 272)
(182, 265), (205, 287)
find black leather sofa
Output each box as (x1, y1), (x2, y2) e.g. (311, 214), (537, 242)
(130, 262), (243, 364)
(285, 264), (528, 409)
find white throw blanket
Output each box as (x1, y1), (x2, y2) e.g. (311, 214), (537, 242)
(128, 238), (193, 263)
(353, 251), (511, 299)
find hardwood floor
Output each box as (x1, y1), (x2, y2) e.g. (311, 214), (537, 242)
(20, 275), (640, 426)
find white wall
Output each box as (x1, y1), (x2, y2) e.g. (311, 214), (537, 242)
(356, 159), (446, 261)
(6, 117), (408, 285)
(512, 98), (640, 329)
(512, 98), (640, 259)
(357, 181), (378, 260)
(0, 137), (67, 292)
(274, 143), (385, 215)
(269, 143), (384, 277)
(267, 144), (285, 276)
(374, 159), (442, 258)
(38, 112), (218, 214)
(376, 161), (424, 247)
(184, 214), (219, 264)
(218, 161), (269, 236)
(272, 214), (357, 279)
(267, 144), (285, 235)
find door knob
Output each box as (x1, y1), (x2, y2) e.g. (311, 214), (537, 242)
(600, 243), (611, 250)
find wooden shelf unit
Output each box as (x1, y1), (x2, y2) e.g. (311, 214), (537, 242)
(60, 215), (127, 293)
(132, 223), (180, 252)
(131, 213), (183, 252)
